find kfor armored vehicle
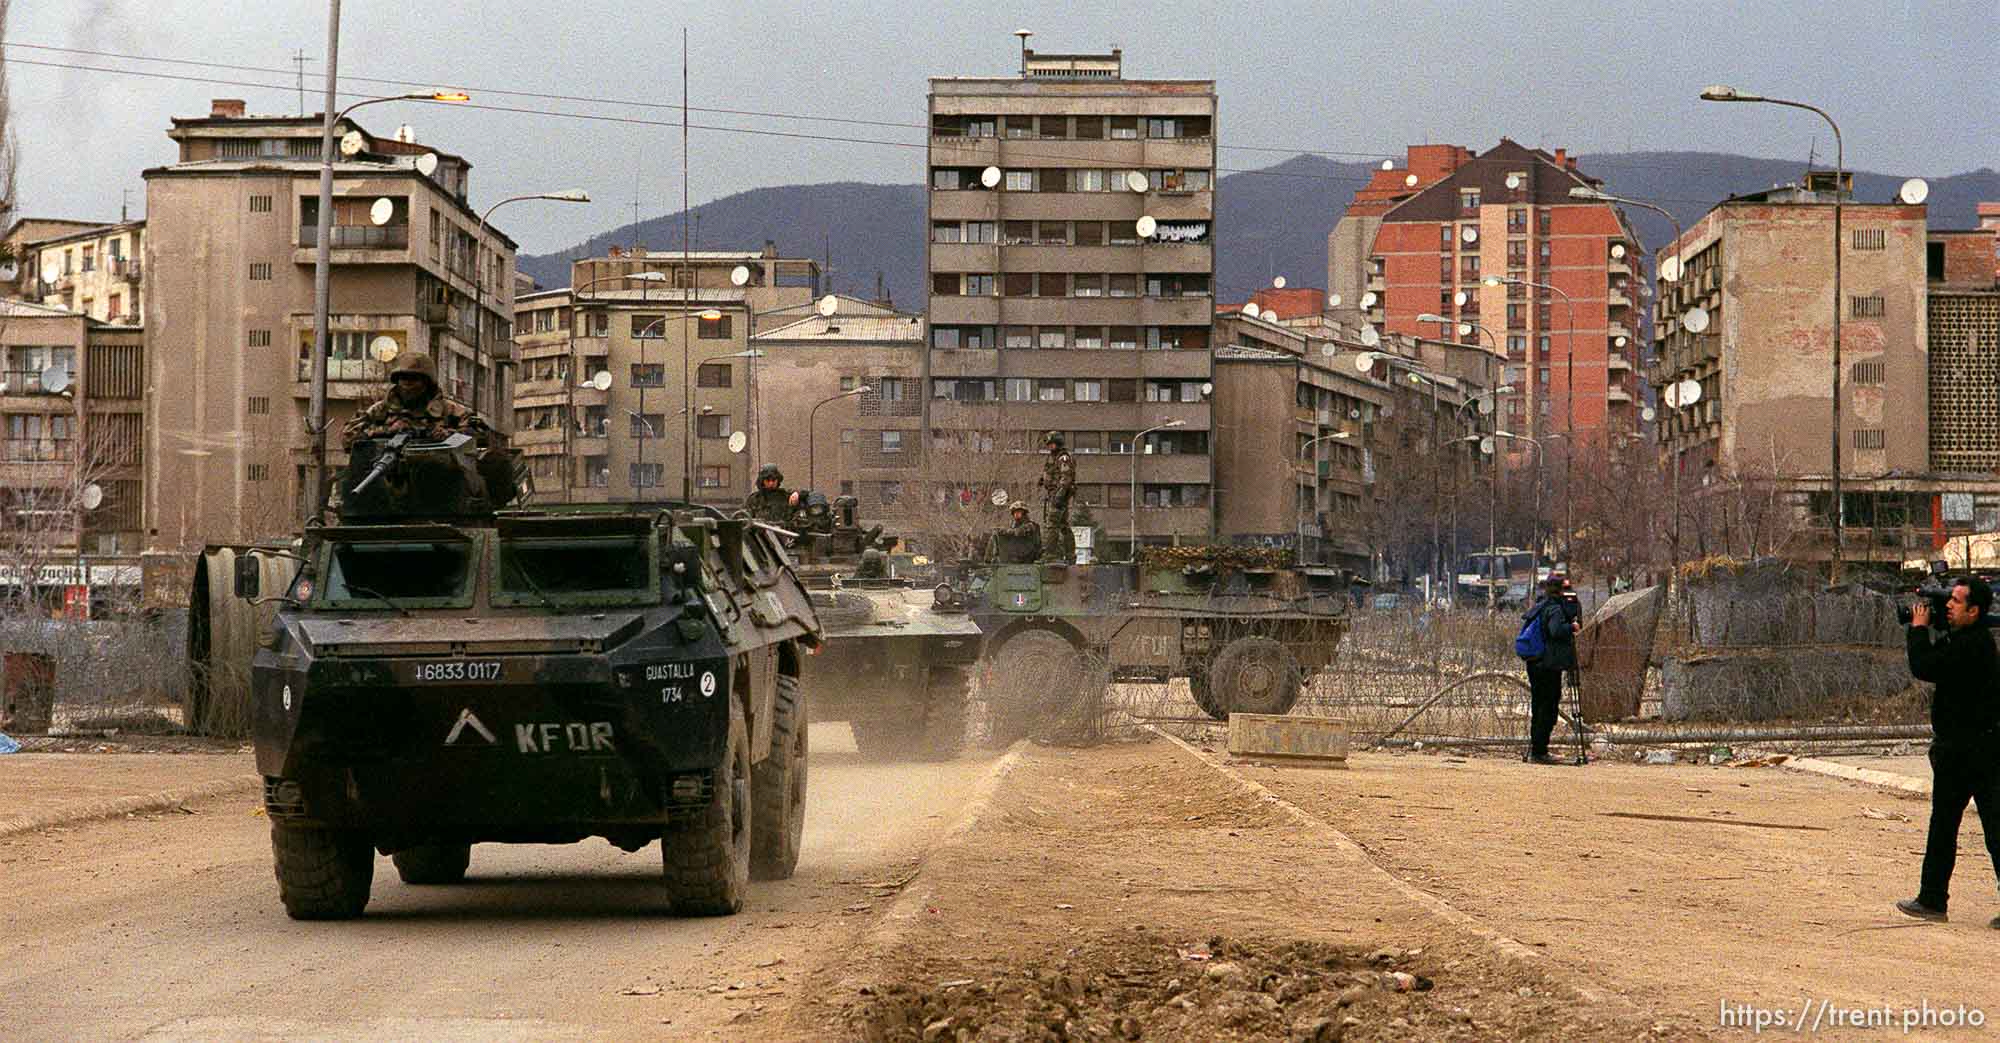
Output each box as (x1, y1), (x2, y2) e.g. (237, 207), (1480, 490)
(786, 495), (981, 761)
(958, 539), (1351, 737)
(234, 435), (819, 919)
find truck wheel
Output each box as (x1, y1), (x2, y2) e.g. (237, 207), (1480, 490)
(663, 701), (752, 915)
(1188, 670), (1228, 721)
(750, 673), (808, 881)
(849, 717), (919, 760)
(917, 667), (971, 761)
(1208, 636), (1303, 716)
(983, 630), (1082, 746)
(271, 822), (374, 920)
(391, 843), (471, 885)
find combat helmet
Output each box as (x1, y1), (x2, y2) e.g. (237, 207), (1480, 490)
(388, 351), (439, 391)
(1008, 499), (1029, 514)
(757, 462), (784, 485)
(1042, 430), (1065, 448)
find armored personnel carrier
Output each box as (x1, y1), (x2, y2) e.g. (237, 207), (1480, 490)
(787, 495), (981, 761)
(236, 435), (819, 919)
(957, 539), (1351, 738)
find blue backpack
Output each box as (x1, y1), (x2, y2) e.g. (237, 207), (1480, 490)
(1514, 608), (1547, 660)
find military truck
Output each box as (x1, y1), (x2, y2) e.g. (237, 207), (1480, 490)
(234, 435), (819, 919)
(786, 495), (981, 761)
(957, 539), (1351, 737)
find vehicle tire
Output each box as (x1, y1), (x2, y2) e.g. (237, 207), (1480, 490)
(849, 716), (920, 760)
(271, 822), (374, 920)
(983, 629), (1083, 746)
(662, 701), (752, 915)
(916, 667), (971, 761)
(391, 842), (471, 885)
(1207, 636), (1303, 717)
(750, 672), (808, 881)
(1188, 669), (1228, 721)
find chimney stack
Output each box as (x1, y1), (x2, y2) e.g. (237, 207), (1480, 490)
(211, 98), (246, 119)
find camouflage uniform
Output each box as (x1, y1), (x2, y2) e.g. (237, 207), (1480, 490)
(1000, 504), (1042, 564)
(341, 351), (491, 450)
(1037, 434), (1076, 562)
(744, 464), (792, 525)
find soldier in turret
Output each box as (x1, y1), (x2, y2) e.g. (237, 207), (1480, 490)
(998, 500), (1041, 564)
(341, 352), (493, 450)
(1037, 431), (1076, 562)
(744, 463), (792, 525)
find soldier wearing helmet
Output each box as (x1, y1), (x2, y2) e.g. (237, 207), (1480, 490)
(995, 499), (1041, 564)
(341, 351), (492, 450)
(744, 463), (792, 526)
(1036, 431), (1076, 562)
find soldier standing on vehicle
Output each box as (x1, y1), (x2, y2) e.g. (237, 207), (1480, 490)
(1037, 431), (1075, 562)
(744, 463), (792, 525)
(341, 352), (492, 449)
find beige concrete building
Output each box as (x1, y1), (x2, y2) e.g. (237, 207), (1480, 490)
(1, 218), (106, 301)
(30, 221), (146, 326)
(511, 246), (822, 506)
(927, 47), (1216, 555)
(141, 99), (517, 550)
(0, 300), (146, 608)
(1652, 174), (2000, 566)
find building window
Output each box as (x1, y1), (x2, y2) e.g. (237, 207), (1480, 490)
(696, 363), (732, 387)
(1507, 239), (1528, 267)
(1108, 326), (1138, 351)
(698, 465), (730, 488)
(247, 396), (270, 415)
(1108, 378), (1137, 403)
(1003, 326), (1033, 349)
(697, 314), (733, 339)
(629, 412), (664, 438)
(1851, 228), (1886, 251)
(1003, 169), (1035, 191)
(250, 195), (274, 213)
(1039, 328), (1067, 349)
(881, 430), (904, 454)
(696, 413), (733, 439)
(1073, 327), (1104, 349)
(877, 377), (905, 401)
(249, 329), (272, 348)
(1439, 225), (1454, 249)
(1072, 169), (1107, 192)
(1108, 116), (1139, 139)
(1108, 274), (1138, 298)
(1849, 295), (1886, 318)
(581, 456), (609, 486)
(840, 375), (857, 391)
(1073, 274), (1104, 298)
(1507, 208), (1527, 233)
(965, 274), (994, 296)
(1005, 378), (1032, 402)
(1074, 380), (1104, 402)
(248, 262), (272, 280)
(931, 168), (963, 191)
(840, 428), (856, 445)
(1506, 334), (1527, 357)
(1459, 188), (1481, 212)
(247, 463), (270, 482)
(1460, 255), (1481, 279)
(630, 463), (665, 488)
(1036, 379), (1067, 402)
(630, 363), (665, 387)
(1852, 429), (1886, 449)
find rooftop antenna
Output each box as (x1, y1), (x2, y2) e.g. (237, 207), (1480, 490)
(120, 188), (131, 223)
(1014, 29), (1032, 76)
(291, 49), (310, 116)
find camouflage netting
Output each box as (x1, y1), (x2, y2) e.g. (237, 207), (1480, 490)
(1136, 545), (1297, 571)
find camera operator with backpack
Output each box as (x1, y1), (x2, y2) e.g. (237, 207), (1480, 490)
(1516, 575), (1579, 765)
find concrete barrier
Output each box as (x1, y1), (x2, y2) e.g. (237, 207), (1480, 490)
(1227, 712), (1349, 767)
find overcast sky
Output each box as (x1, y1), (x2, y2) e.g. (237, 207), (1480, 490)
(11, 1), (1996, 256)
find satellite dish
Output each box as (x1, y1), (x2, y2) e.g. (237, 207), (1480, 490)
(980, 166), (1001, 188)
(339, 130), (366, 157)
(1272, 275), (1287, 289)
(1479, 435), (1496, 455)
(1320, 343), (1337, 358)
(1898, 178), (1930, 205)
(1460, 226), (1478, 244)
(1682, 306), (1711, 334)
(1358, 326), (1381, 348)
(38, 365), (70, 394)
(415, 152), (440, 177)
(1354, 353), (1377, 373)
(730, 265), (751, 287)
(1453, 289), (1469, 307)
(1610, 243), (1627, 260)
(1677, 379), (1703, 406)
(1200, 382), (1213, 396)
(1379, 402), (1394, 418)
(1404, 173), (1419, 188)
(727, 431), (748, 454)
(1504, 173), (1522, 190)
(1478, 397), (1494, 416)
(1242, 304), (1261, 320)
(1135, 215), (1158, 238)
(1458, 323), (1474, 337)
(368, 335), (401, 362)
(1614, 335), (1628, 348)
(368, 198), (395, 226)
(1327, 293), (1341, 308)
(990, 489), (1009, 507)
(592, 370), (613, 391)
(816, 294), (839, 318)
(1662, 384), (1677, 408)
(1359, 291), (1377, 310)
(81, 483), (104, 511)
(1380, 160), (1395, 171)
(1659, 255), (1682, 283)
(0, 261), (16, 282)
(1641, 406), (1657, 422)
(1126, 171), (1149, 193)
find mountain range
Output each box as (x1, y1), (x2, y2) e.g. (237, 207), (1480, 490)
(518, 152), (2000, 309)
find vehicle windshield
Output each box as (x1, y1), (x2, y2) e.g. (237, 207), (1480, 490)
(495, 536), (657, 606)
(322, 540), (476, 606)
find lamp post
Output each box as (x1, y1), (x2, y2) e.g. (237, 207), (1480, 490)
(304, 74), (468, 527)
(712, 347), (764, 498)
(1485, 274), (1575, 574)
(1359, 351), (1453, 603)
(1131, 419), (1187, 560)
(1700, 85), (1844, 582)
(1484, 430), (1547, 583)
(471, 190), (588, 421)
(1296, 430), (1353, 566)
(809, 385), (870, 492)
(561, 272), (665, 502)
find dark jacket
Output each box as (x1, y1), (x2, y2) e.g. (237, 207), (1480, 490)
(1524, 595), (1578, 672)
(1906, 623), (2000, 748)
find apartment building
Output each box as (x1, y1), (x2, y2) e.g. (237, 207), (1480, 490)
(0, 300), (146, 608)
(141, 99), (517, 549)
(1925, 208), (2000, 476)
(511, 246), (821, 506)
(1, 218), (105, 301)
(30, 221), (146, 326)
(1652, 174), (2000, 565)
(927, 46), (1216, 555)
(1330, 140), (1642, 452)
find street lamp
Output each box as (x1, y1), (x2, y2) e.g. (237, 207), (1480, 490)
(304, 78), (468, 526)
(1357, 351), (1455, 603)
(471, 190), (588, 421)
(1131, 419), (1188, 559)
(808, 385), (870, 491)
(1484, 274), (1577, 574)
(1700, 85), (1844, 582)
(1296, 430), (1353, 566)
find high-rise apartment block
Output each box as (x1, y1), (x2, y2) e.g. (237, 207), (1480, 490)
(1330, 141), (1642, 450)
(927, 47), (1216, 556)
(141, 99), (517, 549)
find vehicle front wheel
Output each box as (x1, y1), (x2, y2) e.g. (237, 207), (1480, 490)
(1207, 636), (1303, 716)
(750, 672), (808, 881)
(271, 822), (374, 920)
(662, 701), (753, 915)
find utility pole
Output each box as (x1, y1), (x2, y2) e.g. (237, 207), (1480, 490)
(305, 0), (341, 529)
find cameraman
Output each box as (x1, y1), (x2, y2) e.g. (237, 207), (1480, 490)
(1895, 575), (2000, 925)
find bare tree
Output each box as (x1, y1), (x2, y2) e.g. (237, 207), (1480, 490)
(896, 409), (1041, 562)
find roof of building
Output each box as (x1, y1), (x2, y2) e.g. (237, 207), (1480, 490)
(3, 217), (113, 241)
(568, 288), (750, 305)
(1379, 139), (1603, 225)
(0, 298), (85, 318)
(26, 220), (145, 250)
(1214, 344), (1294, 362)
(754, 312), (925, 343)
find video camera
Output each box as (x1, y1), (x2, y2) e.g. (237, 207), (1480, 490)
(1896, 559), (1955, 629)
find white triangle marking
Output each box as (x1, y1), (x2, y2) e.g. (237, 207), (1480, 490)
(445, 708), (497, 745)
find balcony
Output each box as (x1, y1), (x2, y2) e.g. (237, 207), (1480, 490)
(1074, 451), (1209, 485)
(1142, 138), (1215, 168)
(1131, 504), (1212, 539)
(927, 135), (1001, 167)
(1, 370), (69, 396)
(1607, 258), (1631, 277)
(1608, 291), (1633, 310)
(509, 427), (565, 448)
(298, 224), (411, 249)
(293, 356), (388, 384)
(1607, 386), (1632, 403)
(1608, 353), (1632, 372)
(1607, 322), (1631, 343)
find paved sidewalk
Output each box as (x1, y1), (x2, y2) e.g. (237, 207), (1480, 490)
(1786, 753), (1932, 795)
(0, 752), (258, 838)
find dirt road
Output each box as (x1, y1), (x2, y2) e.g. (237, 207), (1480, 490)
(0, 729), (999, 1040)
